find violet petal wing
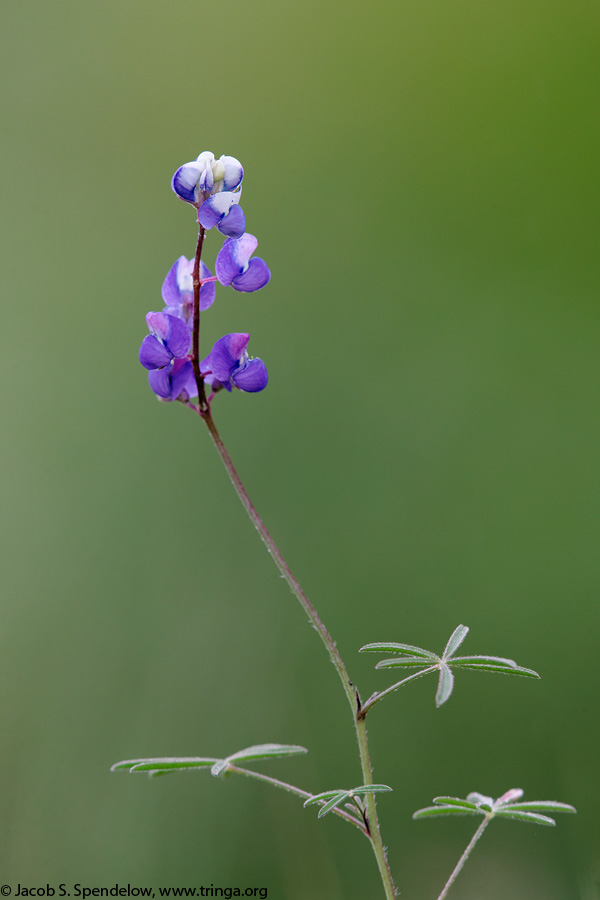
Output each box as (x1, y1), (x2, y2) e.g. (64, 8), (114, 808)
(162, 257), (185, 306)
(209, 333), (250, 382)
(163, 315), (192, 359)
(198, 261), (216, 312)
(199, 280), (216, 311)
(229, 233), (258, 269)
(171, 163), (202, 204)
(146, 311), (171, 342)
(232, 358), (269, 392)
(148, 367), (172, 399)
(219, 155), (244, 191)
(197, 199), (221, 230)
(218, 204), (246, 239)
(215, 240), (237, 286)
(139, 335), (172, 370)
(170, 359), (197, 400)
(232, 258), (271, 292)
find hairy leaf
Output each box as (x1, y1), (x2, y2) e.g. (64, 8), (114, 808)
(442, 625), (469, 659)
(360, 641), (436, 659)
(435, 664), (454, 706)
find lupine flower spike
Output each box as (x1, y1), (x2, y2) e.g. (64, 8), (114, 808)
(138, 150), (270, 403)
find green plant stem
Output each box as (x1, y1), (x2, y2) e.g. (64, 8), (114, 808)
(226, 764), (368, 835)
(200, 406), (397, 900)
(436, 814), (492, 900)
(354, 713), (397, 897)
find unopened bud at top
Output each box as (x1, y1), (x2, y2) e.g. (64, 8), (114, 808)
(171, 151), (243, 207)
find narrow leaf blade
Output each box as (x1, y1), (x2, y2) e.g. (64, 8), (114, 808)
(450, 655), (518, 667)
(494, 809), (556, 826)
(505, 801), (577, 815)
(360, 642), (436, 659)
(376, 657), (436, 668)
(442, 625), (469, 660)
(433, 797), (482, 811)
(451, 662), (540, 678)
(318, 792), (350, 818)
(350, 784), (393, 795)
(304, 790), (345, 807)
(225, 743), (308, 764)
(435, 664), (454, 706)
(413, 805), (483, 820)
(111, 757), (217, 773)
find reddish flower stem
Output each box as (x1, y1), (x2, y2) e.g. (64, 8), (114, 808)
(191, 224), (207, 410)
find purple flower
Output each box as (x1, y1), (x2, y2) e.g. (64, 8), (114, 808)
(197, 193), (246, 239)
(139, 312), (191, 370)
(201, 333), (268, 393)
(215, 234), (271, 293)
(148, 358), (198, 402)
(161, 256), (215, 321)
(139, 312), (198, 402)
(171, 151), (243, 207)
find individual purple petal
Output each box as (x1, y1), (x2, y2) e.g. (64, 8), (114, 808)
(209, 333), (250, 383)
(197, 198), (221, 230)
(162, 256), (192, 307)
(146, 312), (191, 359)
(170, 359), (197, 400)
(199, 264), (216, 312)
(145, 311), (171, 341)
(214, 243), (238, 286)
(232, 358), (269, 392)
(230, 233), (258, 269)
(171, 163), (203, 204)
(139, 335), (172, 370)
(148, 367), (172, 399)
(161, 258), (182, 307)
(198, 192), (241, 230)
(218, 203), (246, 239)
(199, 165), (214, 194)
(231, 257), (271, 292)
(218, 155), (244, 191)
(171, 152), (216, 205)
(147, 359), (198, 401)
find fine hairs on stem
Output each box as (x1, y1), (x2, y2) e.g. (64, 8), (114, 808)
(119, 150), (576, 900)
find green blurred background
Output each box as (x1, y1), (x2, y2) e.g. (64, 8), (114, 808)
(1, 0), (598, 896)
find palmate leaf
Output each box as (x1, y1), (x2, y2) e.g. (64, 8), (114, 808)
(361, 624), (540, 710)
(414, 789), (577, 827)
(111, 743), (308, 780)
(304, 784), (393, 818)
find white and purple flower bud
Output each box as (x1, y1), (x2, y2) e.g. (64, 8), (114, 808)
(171, 151), (243, 207)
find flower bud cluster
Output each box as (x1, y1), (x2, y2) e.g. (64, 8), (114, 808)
(139, 151), (270, 402)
